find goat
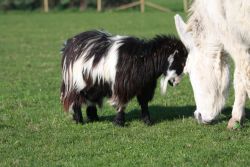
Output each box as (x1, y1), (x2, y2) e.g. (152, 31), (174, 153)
(60, 30), (187, 126)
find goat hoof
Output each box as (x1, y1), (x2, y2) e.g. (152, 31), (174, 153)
(227, 118), (241, 130)
(87, 116), (99, 123)
(73, 114), (84, 125)
(113, 119), (125, 127)
(143, 118), (153, 126)
(74, 119), (84, 125)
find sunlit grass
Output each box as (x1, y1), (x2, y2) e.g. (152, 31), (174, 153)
(0, 10), (250, 166)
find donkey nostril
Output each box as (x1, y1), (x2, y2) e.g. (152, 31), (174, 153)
(197, 113), (212, 124)
(197, 113), (202, 124)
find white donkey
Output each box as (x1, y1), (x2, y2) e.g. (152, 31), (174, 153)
(174, 0), (250, 129)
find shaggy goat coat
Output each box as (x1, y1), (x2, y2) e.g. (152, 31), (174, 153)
(174, 0), (250, 128)
(60, 30), (187, 126)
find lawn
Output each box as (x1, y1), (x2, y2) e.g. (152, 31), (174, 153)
(1, 6), (250, 167)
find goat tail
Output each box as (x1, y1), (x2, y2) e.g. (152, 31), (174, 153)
(60, 38), (84, 112)
(60, 55), (86, 112)
(60, 81), (72, 112)
(60, 80), (84, 112)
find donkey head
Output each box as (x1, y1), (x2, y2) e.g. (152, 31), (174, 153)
(174, 14), (230, 124)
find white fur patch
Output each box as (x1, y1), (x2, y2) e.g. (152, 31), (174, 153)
(62, 34), (126, 101)
(160, 70), (177, 94)
(161, 50), (182, 94)
(62, 61), (73, 96)
(90, 40), (123, 90)
(103, 40), (122, 86)
(168, 50), (178, 65)
(73, 55), (87, 91)
(73, 36), (122, 91)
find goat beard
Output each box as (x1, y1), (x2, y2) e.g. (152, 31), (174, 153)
(160, 76), (169, 95)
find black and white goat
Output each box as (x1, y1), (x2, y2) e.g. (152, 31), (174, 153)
(60, 30), (187, 126)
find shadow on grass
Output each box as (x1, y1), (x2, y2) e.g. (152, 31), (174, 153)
(220, 107), (250, 121)
(99, 105), (196, 125)
(98, 106), (250, 126)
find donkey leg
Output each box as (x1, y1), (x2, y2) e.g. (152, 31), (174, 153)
(228, 68), (247, 129)
(113, 106), (126, 127)
(86, 105), (99, 122)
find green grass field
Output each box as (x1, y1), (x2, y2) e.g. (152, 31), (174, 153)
(1, 5), (250, 167)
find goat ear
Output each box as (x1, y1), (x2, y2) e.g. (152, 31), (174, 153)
(174, 14), (194, 49)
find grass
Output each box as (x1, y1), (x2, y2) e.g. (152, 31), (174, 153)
(1, 8), (250, 167)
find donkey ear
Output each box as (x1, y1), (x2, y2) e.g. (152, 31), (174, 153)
(174, 14), (194, 49)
